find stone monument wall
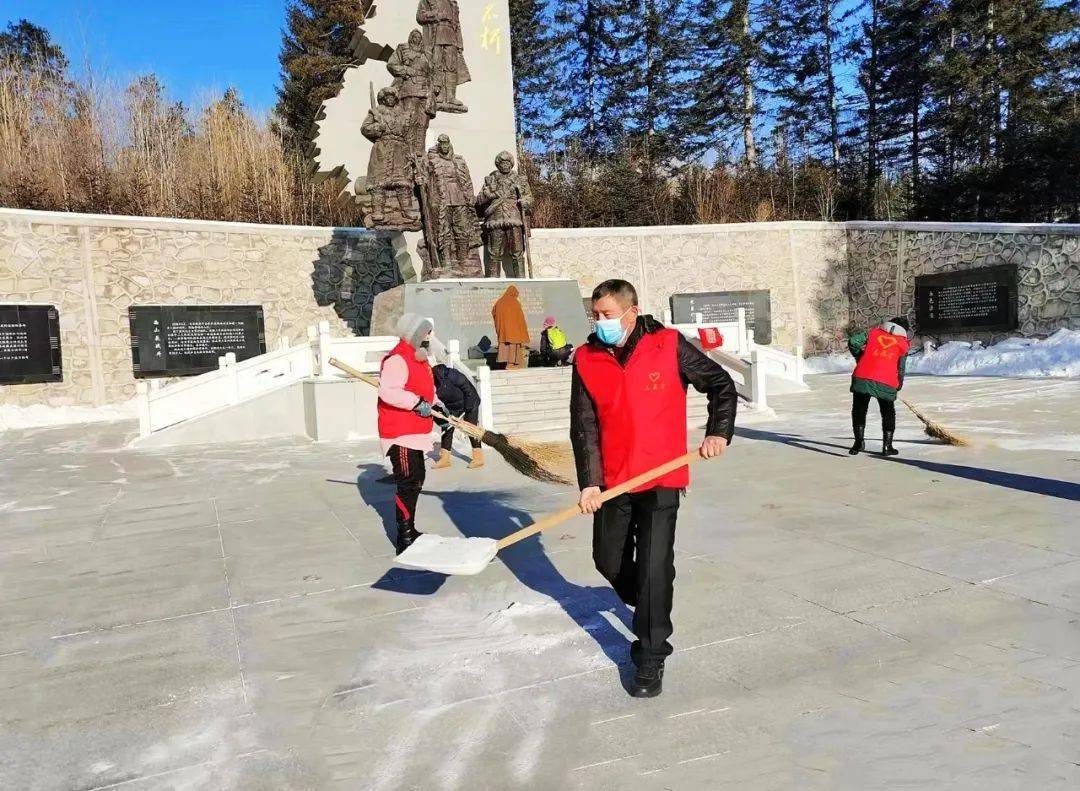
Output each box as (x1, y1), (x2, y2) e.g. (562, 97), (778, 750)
(3, 209), (1077, 409)
(531, 223), (851, 355)
(0, 208), (399, 408)
(846, 222), (1080, 344)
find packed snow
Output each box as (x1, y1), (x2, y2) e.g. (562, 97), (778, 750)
(805, 328), (1080, 378)
(0, 401), (137, 431)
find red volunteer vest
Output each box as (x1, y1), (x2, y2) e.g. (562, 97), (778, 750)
(853, 327), (910, 388)
(378, 340), (436, 440)
(574, 328), (689, 492)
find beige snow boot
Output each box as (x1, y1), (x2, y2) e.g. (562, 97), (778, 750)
(433, 449), (452, 469)
(468, 448), (485, 469)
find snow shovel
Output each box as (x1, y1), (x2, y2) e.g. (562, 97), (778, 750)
(395, 451), (705, 575)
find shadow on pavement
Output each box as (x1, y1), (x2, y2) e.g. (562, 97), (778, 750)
(883, 457), (1080, 502)
(349, 464), (635, 672)
(736, 426), (850, 457)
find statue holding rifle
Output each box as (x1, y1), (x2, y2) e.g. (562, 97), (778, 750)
(476, 151), (535, 279)
(422, 134), (483, 279)
(359, 86), (421, 230)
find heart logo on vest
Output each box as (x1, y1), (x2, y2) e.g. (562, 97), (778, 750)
(877, 335), (899, 349)
(646, 371), (664, 392)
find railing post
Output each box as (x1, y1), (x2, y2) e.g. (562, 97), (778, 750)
(478, 365), (494, 430)
(750, 348), (768, 410)
(663, 308), (673, 324)
(693, 311), (703, 326)
(447, 339), (462, 368)
(795, 344), (805, 384)
(316, 320), (332, 377)
(223, 352), (240, 404)
(136, 381), (151, 437)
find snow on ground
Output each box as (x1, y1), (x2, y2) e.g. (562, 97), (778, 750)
(805, 328), (1080, 378)
(0, 401), (136, 431)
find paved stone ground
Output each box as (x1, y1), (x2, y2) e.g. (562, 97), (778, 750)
(2, 374), (1079, 790)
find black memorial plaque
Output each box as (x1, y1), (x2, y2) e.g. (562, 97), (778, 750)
(915, 265), (1018, 333)
(0, 304), (62, 384)
(670, 290), (773, 344)
(129, 305), (266, 378)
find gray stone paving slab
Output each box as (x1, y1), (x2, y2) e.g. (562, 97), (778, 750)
(1, 373), (1078, 789)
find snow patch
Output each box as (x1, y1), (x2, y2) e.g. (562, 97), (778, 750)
(804, 329), (1080, 378)
(0, 401), (136, 431)
(908, 329), (1080, 378)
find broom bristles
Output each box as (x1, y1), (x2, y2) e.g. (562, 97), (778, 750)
(481, 431), (574, 486)
(901, 398), (970, 447)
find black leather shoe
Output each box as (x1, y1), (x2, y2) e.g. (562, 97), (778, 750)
(630, 661), (664, 698)
(396, 525), (423, 555)
(849, 424), (865, 455)
(882, 431), (899, 456)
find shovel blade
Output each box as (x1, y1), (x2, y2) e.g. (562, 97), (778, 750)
(394, 534), (499, 576)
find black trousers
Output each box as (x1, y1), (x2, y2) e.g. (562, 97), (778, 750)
(852, 392), (896, 432)
(439, 406), (483, 451)
(388, 445), (426, 531)
(593, 488), (680, 665)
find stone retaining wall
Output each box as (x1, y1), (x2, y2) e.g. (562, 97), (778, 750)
(2, 208), (1077, 408)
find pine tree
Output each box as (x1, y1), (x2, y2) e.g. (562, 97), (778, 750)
(509, 0), (557, 147)
(679, 0), (763, 165)
(0, 19), (69, 78)
(762, 0), (853, 166)
(276, 0), (369, 148)
(551, 0), (620, 155)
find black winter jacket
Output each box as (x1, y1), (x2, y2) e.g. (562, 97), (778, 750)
(432, 364), (481, 417)
(570, 315), (739, 490)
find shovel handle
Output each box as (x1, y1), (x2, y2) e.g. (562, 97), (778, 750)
(327, 357), (470, 431)
(496, 451), (703, 550)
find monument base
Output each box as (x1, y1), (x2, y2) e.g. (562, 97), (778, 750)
(371, 279), (591, 354)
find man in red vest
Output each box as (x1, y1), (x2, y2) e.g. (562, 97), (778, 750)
(848, 317), (911, 456)
(571, 279), (738, 698)
(378, 313), (438, 554)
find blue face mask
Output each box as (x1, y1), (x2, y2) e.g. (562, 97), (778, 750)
(595, 308), (632, 346)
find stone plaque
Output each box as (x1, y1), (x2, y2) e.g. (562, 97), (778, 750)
(670, 290), (772, 344)
(915, 265), (1019, 332)
(0, 304), (62, 385)
(129, 305), (266, 378)
(372, 279), (590, 352)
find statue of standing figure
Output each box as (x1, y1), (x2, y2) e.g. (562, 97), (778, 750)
(360, 87), (420, 230)
(387, 29), (438, 159)
(476, 151), (534, 279)
(417, 0), (471, 114)
(422, 134), (483, 278)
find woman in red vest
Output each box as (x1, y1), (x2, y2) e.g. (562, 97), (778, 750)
(571, 279), (738, 698)
(848, 317), (911, 456)
(378, 314), (438, 554)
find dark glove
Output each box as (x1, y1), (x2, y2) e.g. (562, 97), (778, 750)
(414, 399), (434, 418)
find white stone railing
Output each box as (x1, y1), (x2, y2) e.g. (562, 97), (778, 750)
(136, 326), (398, 437)
(136, 339), (315, 435)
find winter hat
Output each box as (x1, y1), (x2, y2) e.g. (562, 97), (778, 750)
(542, 316), (557, 329)
(396, 313), (433, 351)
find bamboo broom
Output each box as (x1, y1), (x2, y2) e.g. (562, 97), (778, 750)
(900, 398), (970, 447)
(328, 358), (574, 486)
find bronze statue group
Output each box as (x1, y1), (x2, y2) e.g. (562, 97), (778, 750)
(359, 0), (534, 281)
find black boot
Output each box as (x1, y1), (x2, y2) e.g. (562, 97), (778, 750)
(882, 431), (899, 457)
(396, 523), (422, 555)
(630, 659), (664, 698)
(849, 424), (865, 455)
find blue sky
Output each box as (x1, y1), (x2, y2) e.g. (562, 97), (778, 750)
(2, 1), (286, 113)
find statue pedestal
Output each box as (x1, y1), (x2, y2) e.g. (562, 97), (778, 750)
(371, 278), (591, 354)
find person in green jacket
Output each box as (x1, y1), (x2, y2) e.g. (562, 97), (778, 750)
(848, 317), (911, 456)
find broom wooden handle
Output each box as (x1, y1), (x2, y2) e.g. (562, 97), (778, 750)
(327, 357), (472, 432)
(496, 451), (703, 550)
